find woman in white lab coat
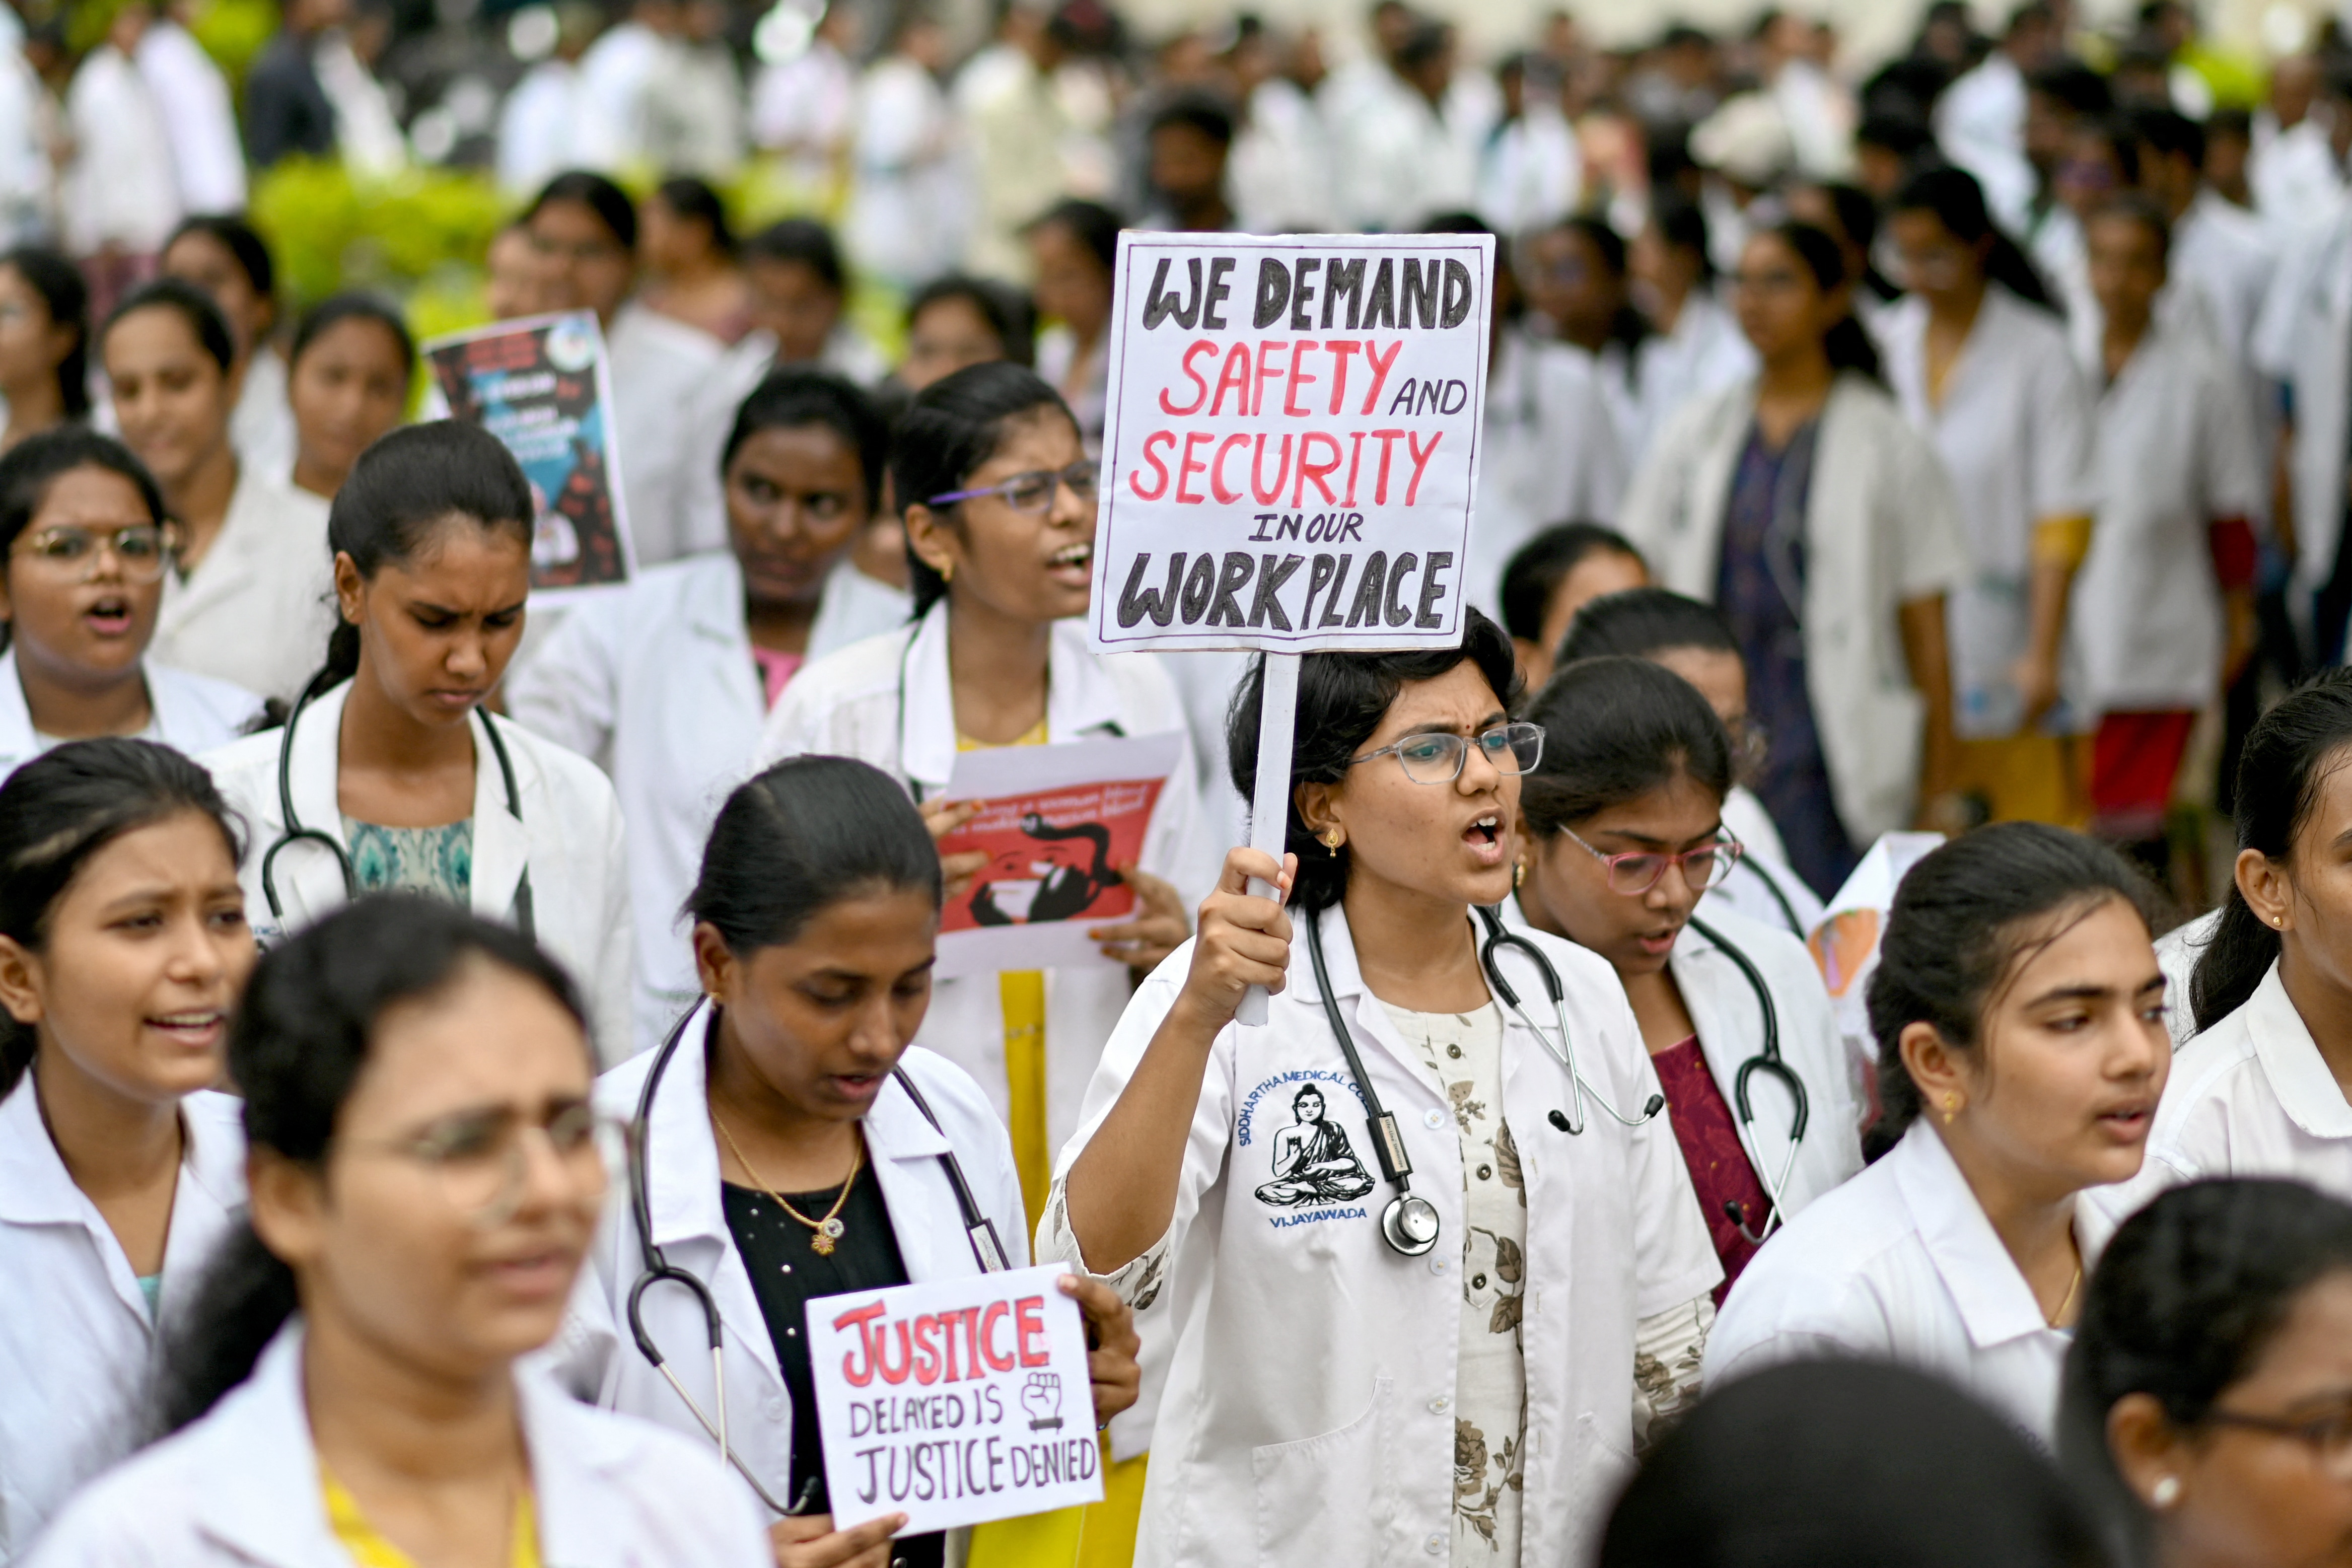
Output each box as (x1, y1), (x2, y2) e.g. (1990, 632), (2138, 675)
(1511, 657), (1859, 1295)
(1628, 195), (1757, 469)
(29, 897), (772, 1568)
(509, 368), (907, 1054)
(1707, 823), (2172, 1444)
(283, 294), (413, 505)
(202, 423), (632, 1062)
(559, 756), (1141, 1568)
(160, 216), (293, 482)
(1553, 587), (1826, 939)
(0, 741), (254, 1561)
(1619, 223), (1969, 888)
(1045, 612), (1723, 1568)
(1880, 168), (2099, 825)
(0, 429), (258, 780)
(102, 279), (331, 705)
(759, 362), (1209, 1228)
(2093, 674), (2352, 1226)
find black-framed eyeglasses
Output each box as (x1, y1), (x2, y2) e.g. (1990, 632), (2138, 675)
(929, 462), (1098, 514)
(1350, 722), (1544, 785)
(2202, 1404), (2352, 1478)
(1561, 825), (1743, 896)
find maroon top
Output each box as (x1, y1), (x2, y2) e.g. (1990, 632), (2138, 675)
(1651, 1036), (1774, 1301)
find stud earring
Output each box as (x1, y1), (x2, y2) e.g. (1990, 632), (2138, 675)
(2275, 914), (2286, 928)
(940, 558), (954, 584)
(2151, 1476), (2181, 1509)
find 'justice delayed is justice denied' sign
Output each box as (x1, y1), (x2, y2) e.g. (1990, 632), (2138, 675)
(1089, 231), (1494, 656)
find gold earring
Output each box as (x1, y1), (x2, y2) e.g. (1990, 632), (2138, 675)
(1941, 1093), (1961, 1124)
(1514, 859), (1526, 890)
(1321, 828), (1342, 856)
(940, 558), (954, 584)
(2275, 914), (2286, 928)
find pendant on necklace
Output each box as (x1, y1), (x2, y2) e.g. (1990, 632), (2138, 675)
(812, 1218), (846, 1255)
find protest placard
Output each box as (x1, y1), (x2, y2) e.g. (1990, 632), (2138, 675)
(421, 310), (635, 598)
(932, 732), (1184, 978)
(1087, 233), (1495, 1018)
(806, 1263), (1102, 1534)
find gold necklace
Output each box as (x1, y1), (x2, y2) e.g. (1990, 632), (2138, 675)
(2048, 1258), (2083, 1328)
(714, 1114), (863, 1256)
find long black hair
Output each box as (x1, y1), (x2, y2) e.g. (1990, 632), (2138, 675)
(1519, 656), (1733, 834)
(1227, 607), (1523, 912)
(165, 214), (277, 313)
(0, 740), (242, 1099)
(1603, 1360), (2105, 1568)
(2192, 670), (2352, 1033)
(102, 277), (237, 377)
(2061, 1179), (2352, 1568)
(525, 170), (637, 250)
(1892, 165), (2058, 312)
(0, 246), (91, 419)
(289, 292), (415, 385)
(1557, 586), (1739, 666)
(906, 273), (1037, 368)
(1866, 822), (2162, 1157)
(722, 366), (890, 502)
(892, 362), (1078, 617)
(155, 896), (587, 1433)
(650, 175), (735, 256)
(305, 421), (534, 695)
(1562, 216), (1652, 352)
(1496, 523), (1644, 646)
(688, 756), (941, 948)
(1763, 221), (1885, 384)
(0, 427), (167, 651)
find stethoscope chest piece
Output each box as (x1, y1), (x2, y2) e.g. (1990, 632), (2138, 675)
(1382, 1194), (1441, 1256)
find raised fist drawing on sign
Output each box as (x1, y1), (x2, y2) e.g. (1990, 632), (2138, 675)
(1022, 1370), (1065, 1431)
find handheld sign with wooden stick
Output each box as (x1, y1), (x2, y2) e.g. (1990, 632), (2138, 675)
(1088, 233), (1495, 1021)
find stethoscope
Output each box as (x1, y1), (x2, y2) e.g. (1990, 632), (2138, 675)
(1303, 903), (1808, 1257)
(624, 1005), (1012, 1514)
(259, 671), (537, 940)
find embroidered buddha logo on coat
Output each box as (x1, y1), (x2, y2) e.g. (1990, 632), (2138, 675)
(1253, 1084), (1376, 1208)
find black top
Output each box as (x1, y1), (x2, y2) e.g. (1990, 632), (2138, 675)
(724, 1165), (945, 1567)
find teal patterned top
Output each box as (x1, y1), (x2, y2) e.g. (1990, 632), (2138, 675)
(342, 817), (473, 906)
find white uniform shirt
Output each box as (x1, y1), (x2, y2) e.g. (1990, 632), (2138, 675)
(0, 1083), (244, 1561)
(756, 601), (1215, 1152)
(61, 45), (176, 256)
(1881, 287), (2099, 740)
(1627, 292), (1757, 472)
(2254, 204), (2352, 611)
(2153, 909), (2220, 1051)
(0, 647), (259, 781)
(2091, 963), (2352, 1240)
(201, 682), (633, 1063)
(606, 302), (728, 571)
(1231, 77), (1336, 236)
(1706, 1120), (2081, 1447)
(1475, 105), (1581, 240)
(552, 1011), (1026, 1518)
(1465, 327), (1628, 618)
(228, 350), (295, 486)
(1619, 374), (1970, 842)
(133, 20), (245, 215)
(26, 1323), (770, 1568)
(843, 52), (966, 289)
(149, 470), (333, 705)
(1038, 908), (1721, 1568)
(2070, 323), (2263, 717)
(505, 553), (907, 1052)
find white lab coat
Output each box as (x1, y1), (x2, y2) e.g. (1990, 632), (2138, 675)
(134, 20), (244, 215)
(1881, 287), (2099, 741)
(61, 45), (176, 257)
(1707, 786), (1826, 940)
(1475, 105), (1582, 239)
(148, 470), (332, 706)
(1329, 67), (1476, 233)
(0, 647), (259, 781)
(228, 350), (295, 486)
(1039, 907), (1720, 1568)
(2089, 963), (2352, 1240)
(757, 601), (1214, 1150)
(25, 1322), (770, 1568)
(607, 302), (728, 571)
(1619, 373), (1971, 843)
(843, 52), (965, 289)
(1627, 293), (1756, 472)
(1706, 1120), (2085, 1446)
(505, 552), (908, 1052)
(1231, 77), (1336, 236)
(1465, 327), (1628, 619)
(1934, 54), (2033, 237)
(0, 1082), (244, 1563)
(552, 1007), (1026, 1520)
(2070, 322), (2264, 717)
(200, 681), (633, 1063)
(2250, 114), (2344, 227)
(2254, 203), (2352, 623)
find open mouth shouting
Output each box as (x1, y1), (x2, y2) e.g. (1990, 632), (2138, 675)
(1464, 813), (1506, 866)
(1046, 540), (1093, 585)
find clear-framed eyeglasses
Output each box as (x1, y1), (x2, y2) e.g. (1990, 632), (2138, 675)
(928, 462), (1099, 514)
(341, 1099), (625, 1229)
(11, 522), (179, 584)
(1561, 825), (1743, 896)
(1351, 722), (1545, 785)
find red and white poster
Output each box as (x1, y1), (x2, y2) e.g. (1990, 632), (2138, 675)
(933, 732), (1183, 977)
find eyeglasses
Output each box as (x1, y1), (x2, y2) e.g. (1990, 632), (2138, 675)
(929, 462), (1099, 514)
(1561, 824), (1742, 896)
(11, 523), (178, 583)
(1351, 721), (1545, 785)
(2202, 1404), (2352, 1479)
(342, 1099), (621, 1229)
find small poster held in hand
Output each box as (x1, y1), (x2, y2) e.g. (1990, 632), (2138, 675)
(932, 731), (1184, 977)
(421, 310), (635, 599)
(805, 1263), (1104, 1534)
